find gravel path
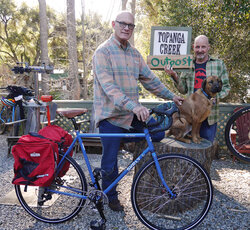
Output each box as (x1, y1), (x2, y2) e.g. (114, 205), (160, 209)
(0, 135), (249, 230)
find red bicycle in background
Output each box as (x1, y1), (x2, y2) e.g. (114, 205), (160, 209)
(225, 106), (250, 163)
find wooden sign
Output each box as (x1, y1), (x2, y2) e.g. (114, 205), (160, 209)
(150, 27), (192, 56)
(147, 55), (193, 70)
(148, 26), (192, 70)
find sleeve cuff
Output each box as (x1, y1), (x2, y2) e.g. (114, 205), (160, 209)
(124, 100), (138, 111)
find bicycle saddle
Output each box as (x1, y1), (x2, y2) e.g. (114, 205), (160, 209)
(57, 108), (88, 119)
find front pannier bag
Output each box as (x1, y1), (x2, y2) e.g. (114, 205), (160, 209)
(12, 134), (59, 190)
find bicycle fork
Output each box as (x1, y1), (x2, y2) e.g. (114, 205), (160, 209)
(152, 152), (177, 199)
(145, 128), (176, 199)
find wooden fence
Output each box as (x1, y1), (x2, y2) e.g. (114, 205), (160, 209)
(53, 100), (250, 147)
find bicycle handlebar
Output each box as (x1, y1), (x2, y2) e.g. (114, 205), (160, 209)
(146, 103), (179, 134)
(0, 85), (43, 106)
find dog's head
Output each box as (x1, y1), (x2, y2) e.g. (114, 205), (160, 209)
(202, 76), (222, 97)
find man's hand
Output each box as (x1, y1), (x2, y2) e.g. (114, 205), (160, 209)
(164, 65), (179, 83)
(173, 95), (184, 106)
(132, 105), (150, 122)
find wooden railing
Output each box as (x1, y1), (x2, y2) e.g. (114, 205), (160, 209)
(46, 100), (250, 147)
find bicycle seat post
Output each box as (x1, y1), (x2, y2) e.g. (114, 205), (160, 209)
(70, 117), (79, 131)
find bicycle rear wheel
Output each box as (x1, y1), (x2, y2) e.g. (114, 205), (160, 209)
(225, 106), (250, 163)
(131, 154), (213, 230)
(15, 153), (88, 223)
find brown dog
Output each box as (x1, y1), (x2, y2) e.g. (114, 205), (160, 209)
(166, 76), (222, 143)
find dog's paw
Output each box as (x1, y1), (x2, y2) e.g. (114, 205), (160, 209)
(184, 139), (192, 144)
(165, 130), (170, 137)
(177, 137), (191, 144)
(192, 138), (200, 144)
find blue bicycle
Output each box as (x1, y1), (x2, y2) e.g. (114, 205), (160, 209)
(0, 85), (34, 134)
(14, 103), (213, 230)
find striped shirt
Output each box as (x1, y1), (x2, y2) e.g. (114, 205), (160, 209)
(93, 35), (175, 129)
(175, 57), (230, 125)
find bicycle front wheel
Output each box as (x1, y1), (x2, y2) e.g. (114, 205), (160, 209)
(131, 154), (213, 230)
(15, 153), (88, 223)
(225, 106), (250, 163)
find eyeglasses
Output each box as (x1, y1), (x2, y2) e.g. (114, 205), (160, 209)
(115, 20), (135, 30)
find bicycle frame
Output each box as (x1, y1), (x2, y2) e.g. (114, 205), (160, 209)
(47, 127), (175, 199)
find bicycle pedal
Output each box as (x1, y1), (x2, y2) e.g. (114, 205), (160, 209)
(90, 219), (106, 230)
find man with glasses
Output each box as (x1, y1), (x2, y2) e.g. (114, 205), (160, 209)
(92, 11), (184, 212)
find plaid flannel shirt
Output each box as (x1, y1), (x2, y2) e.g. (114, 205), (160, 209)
(93, 35), (175, 129)
(175, 56), (230, 125)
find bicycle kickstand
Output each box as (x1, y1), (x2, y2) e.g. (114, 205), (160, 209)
(89, 168), (107, 229)
(90, 201), (106, 230)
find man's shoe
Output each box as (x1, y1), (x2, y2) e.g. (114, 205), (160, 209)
(108, 199), (124, 212)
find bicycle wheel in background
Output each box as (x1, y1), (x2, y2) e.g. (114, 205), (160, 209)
(131, 154), (213, 230)
(15, 153), (88, 223)
(0, 106), (18, 136)
(225, 106), (250, 163)
(0, 106), (8, 134)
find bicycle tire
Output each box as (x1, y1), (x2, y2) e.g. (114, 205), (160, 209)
(0, 120), (6, 134)
(0, 106), (7, 134)
(131, 154), (213, 230)
(15, 153), (88, 223)
(225, 106), (250, 163)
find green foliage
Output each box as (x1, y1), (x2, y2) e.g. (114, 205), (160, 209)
(0, 0), (40, 66)
(78, 13), (113, 76)
(0, 1), (248, 102)
(0, 1), (113, 99)
(137, 0), (250, 102)
(49, 89), (63, 100)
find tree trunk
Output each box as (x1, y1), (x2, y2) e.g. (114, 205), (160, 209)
(81, 0), (87, 99)
(38, 0), (49, 95)
(67, 0), (81, 99)
(122, 0), (128, 10)
(124, 138), (216, 175)
(130, 0), (136, 46)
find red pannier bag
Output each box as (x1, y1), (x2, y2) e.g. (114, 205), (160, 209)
(38, 125), (73, 177)
(12, 134), (59, 189)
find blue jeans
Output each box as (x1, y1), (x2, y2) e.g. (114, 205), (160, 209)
(99, 116), (164, 201)
(200, 119), (217, 142)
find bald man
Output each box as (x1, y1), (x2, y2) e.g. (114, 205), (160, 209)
(92, 11), (184, 211)
(165, 35), (230, 143)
